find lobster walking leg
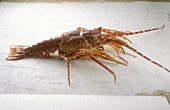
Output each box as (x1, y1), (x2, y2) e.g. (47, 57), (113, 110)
(68, 49), (117, 81)
(108, 43), (129, 64)
(108, 43), (136, 64)
(59, 50), (118, 85)
(88, 53), (117, 82)
(66, 59), (70, 86)
(58, 54), (71, 86)
(93, 51), (127, 66)
(123, 51), (137, 58)
(115, 49), (128, 64)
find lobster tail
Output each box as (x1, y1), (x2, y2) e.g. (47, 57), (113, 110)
(6, 37), (61, 60)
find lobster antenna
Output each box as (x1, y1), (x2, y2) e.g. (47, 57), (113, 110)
(124, 43), (170, 73)
(125, 25), (165, 35)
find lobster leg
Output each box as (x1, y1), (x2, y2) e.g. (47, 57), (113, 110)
(58, 53), (71, 86)
(92, 51), (127, 66)
(123, 51), (137, 58)
(68, 49), (117, 81)
(115, 49), (128, 64)
(108, 43), (129, 64)
(108, 43), (136, 64)
(75, 48), (126, 66)
(89, 53), (117, 82)
(66, 59), (70, 86)
(59, 50), (118, 85)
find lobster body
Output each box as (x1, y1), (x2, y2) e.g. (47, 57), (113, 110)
(6, 25), (170, 85)
(7, 28), (104, 60)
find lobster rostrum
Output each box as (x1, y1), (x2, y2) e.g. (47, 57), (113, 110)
(6, 25), (170, 85)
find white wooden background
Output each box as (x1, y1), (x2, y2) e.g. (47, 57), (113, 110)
(0, 95), (170, 110)
(0, 2), (170, 95)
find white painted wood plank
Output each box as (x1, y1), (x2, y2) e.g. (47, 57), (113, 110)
(0, 2), (170, 95)
(0, 95), (170, 110)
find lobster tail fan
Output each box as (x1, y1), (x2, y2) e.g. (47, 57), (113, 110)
(6, 45), (26, 60)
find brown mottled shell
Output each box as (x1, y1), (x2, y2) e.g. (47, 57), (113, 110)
(59, 28), (102, 54)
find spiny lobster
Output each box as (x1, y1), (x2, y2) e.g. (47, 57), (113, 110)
(6, 25), (170, 85)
